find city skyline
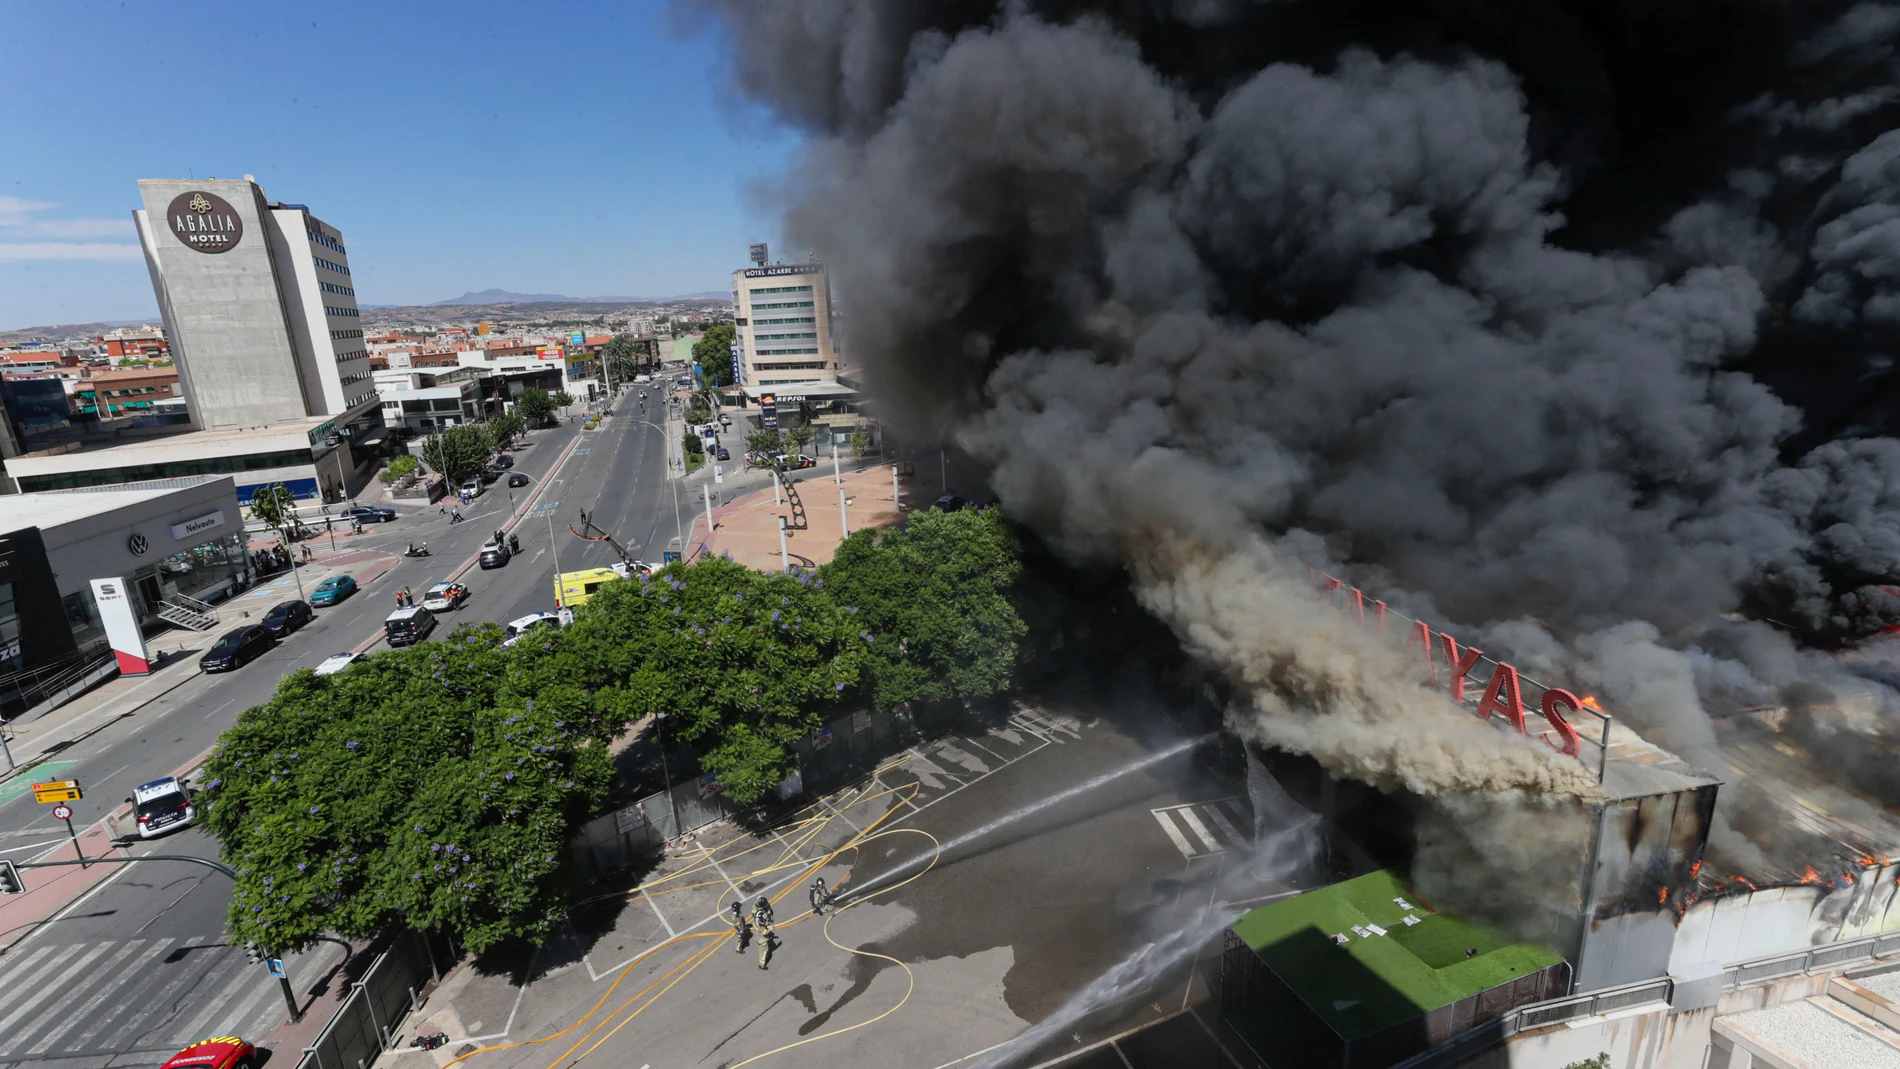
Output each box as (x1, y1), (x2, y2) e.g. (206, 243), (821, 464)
(0, 0), (796, 329)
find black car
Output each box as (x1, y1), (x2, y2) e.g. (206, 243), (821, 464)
(342, 505), (397, 524)
(199, 625), (273, 672)
(507, 473), (531, 488)
(260, 599), (313, 638)
(492, 454), (514, 469)
(934, 493), (967, 512)
(478, 468), (503, 484)
(716, 447), (731, 462)
(479, 542), (511, 569)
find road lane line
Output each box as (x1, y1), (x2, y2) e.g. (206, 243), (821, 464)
(1203, 802), (1247, 848)
(0, 940), (121, 1047)
(0, 943), (55, 988)
(225, 972), (286, 1039)
(62, 936), (182, 1049)
(35, 938), (152, 1052)
(1151, 811), (1197, 858)
(170, 955), (254, 1045)
(1175, 807), (1222, 853)
(642, 885), (678, 939)
(108, 935), (208, 1043)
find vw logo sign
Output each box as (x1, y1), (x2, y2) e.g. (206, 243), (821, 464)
(128, 533), (149, 556)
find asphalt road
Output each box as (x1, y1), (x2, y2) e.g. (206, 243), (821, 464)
(0, 388), (677, 1069)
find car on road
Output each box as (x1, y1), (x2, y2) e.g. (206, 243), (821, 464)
(780, 454), (817, 470)
(199, 625), (273, 672)
(507, 472), (531, 487)
(491, 453), (514, 468)
(421, 581), (470, 611)
(383, 605), (437, 647)
(502, 611), (563, 648)
(160, 1036), (256, 1069)
(341, 505), (397, 524)
(129, 776), (196, 838)
(718, 413), (732, 426)
(479, 541), (511, 569)
(308, 574), (357, 606)
(260, 599), (313, 638)
(716, 447), (730, 461)
(314, 651), (367, 676)
(934, 493), (968, 511)
(459, 478), (486, 499)
(477, 467), (502, 484)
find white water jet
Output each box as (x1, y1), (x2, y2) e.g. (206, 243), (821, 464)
(841, 734), (1209, 900)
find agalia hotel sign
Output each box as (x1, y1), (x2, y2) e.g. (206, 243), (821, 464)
(166, 191), (244, 254)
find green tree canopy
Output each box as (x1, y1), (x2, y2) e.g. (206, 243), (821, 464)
(602, 334), (645, 384)
(378, 455), (421, 486)
(552, 391), (576, 410)
(423, 424), (495, 484)
(515, 388), (556, 426)
(199, 633), (612, 953)
(746, 428), (782, 456)
(786, 423), (815, 453)
(682, 431), (704, 457)
(819, 508), (1026, 711)
(550, 558), (864, 801)
(247, 483), (296, 531)
(489, 411), (525, 445)
(691, 325), (736, 389)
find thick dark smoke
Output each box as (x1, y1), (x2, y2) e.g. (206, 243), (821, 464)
(695, 0), (1900, 918)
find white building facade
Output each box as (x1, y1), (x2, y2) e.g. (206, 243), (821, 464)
(731, 261), (838, 388)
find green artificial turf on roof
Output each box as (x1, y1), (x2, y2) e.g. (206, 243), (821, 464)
(1228, 870), (1563, 1040)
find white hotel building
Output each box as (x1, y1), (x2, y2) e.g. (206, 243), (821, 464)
(730, 261), (839, 388)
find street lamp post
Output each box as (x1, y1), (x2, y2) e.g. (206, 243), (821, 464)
(276, 487), (307, 602)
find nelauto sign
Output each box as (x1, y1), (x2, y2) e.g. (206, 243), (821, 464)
(165, 191), (244, 254)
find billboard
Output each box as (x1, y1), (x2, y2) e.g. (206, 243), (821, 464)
(569, 331), (585, 347)
(760, 393), (778, 429)
(749, 242), (769, 265)
(90, 576), (151, 675)
(536, 347), (563, 360)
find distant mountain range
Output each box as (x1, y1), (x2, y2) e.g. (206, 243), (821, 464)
(429, 289), (729, 306)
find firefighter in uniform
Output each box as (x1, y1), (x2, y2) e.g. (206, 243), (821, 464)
(809, 877), (832, 916)
(754, 896), (776, 970)
(729, 900), (751, 953)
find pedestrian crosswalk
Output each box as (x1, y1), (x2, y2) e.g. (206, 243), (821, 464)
(0, 937), (288, 1062)
(1152, 799), (1252, 859)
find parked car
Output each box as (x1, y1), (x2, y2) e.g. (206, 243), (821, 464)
(491, 454), (514, 469)
(716, 447), (731, 461)
(341, 505), (396, 524)
(935, 493), (968, 512)
(421, 581), (470, 612)
(781, 454), (817, 470)
(479, 541), (511, 569)
(200, 625), (273, 672)
(477, 468), (502, 484)
(384, 606), (437, 647)
(128, 776), (196, 838)
(459, 478), (485, 499)
(502, 611), (563, 648)
(507, 472), (531, 488)
(309, 575), (357, 606)
(314, 651), (367, 676)
(718, 413), (732, 426)
(161, 1036), (256, 1069)
(261, 599), (313, 638)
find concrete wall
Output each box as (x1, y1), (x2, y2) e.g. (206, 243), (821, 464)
(268, 208), (337, 416)
(138, 178), (310, 430)
(1575, 785), (1720, 991)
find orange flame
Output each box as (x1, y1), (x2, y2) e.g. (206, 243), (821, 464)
(1657, 886), (1669, 904)
(1580, 694), (1604, 711)
(1800, 865), (1825, 885)
(1690, 859), (1703, 880)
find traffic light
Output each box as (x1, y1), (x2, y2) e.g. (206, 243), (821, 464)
(245, 942), (262, 965)
(0, 860), (22, 895)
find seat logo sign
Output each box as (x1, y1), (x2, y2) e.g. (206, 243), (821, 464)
(166, 190), (244, 253)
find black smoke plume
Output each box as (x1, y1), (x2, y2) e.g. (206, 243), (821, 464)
(693, 0), (1900, 922)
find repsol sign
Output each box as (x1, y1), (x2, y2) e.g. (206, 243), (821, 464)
(166, 191), (244, 253)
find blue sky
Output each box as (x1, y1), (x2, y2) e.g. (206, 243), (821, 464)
(0, 1), (798, 329)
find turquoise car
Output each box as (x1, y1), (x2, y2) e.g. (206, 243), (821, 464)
(309, 575), (357, 606)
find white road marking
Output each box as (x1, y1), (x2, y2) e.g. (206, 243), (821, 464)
(1203, 802), (1247, 847)
(170, 962), (255, 1045)
(1152, 810), (1197, 858)
(0, 941), (122, 1046)
(36, 938), (151, 1052)
(1176, 807), (1221, 853)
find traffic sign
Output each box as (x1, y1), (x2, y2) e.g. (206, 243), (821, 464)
(51, 803), (71, 821)
(267, 958), (287, 979)
(32, 780), (80, 804)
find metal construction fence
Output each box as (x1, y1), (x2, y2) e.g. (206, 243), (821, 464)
(569, 776), (740, 883)
(293, 931), (444, 1069)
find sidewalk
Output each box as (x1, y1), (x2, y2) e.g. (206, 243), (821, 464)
(685, 460), (920, 570)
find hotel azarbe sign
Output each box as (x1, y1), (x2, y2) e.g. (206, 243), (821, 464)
(166, 190), (244, 254)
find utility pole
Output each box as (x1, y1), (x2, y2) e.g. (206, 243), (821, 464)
(892, 465), (900, 512)
(277, 488), (306, 602)
(702, 482), (714, 554)
(839, 483), (850, 539)
(778, 516), (789, 574)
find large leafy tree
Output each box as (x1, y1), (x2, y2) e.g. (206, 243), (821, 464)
(602, 334), (645, 384)
(515, 388), (557, 426)
(489, 411), (525, 446)
(199, 633), (611, 953)
(691, 325), (736, 388)
(820, 508), (1026, 711)
(421, 424), (495, 484)
(553, 558), (864, 802)
(247, 482), (297, 535)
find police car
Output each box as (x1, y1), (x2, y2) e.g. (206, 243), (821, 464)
(130, 776), (196, 838)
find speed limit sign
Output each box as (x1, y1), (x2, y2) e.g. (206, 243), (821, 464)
(51, 804), (71, 821)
